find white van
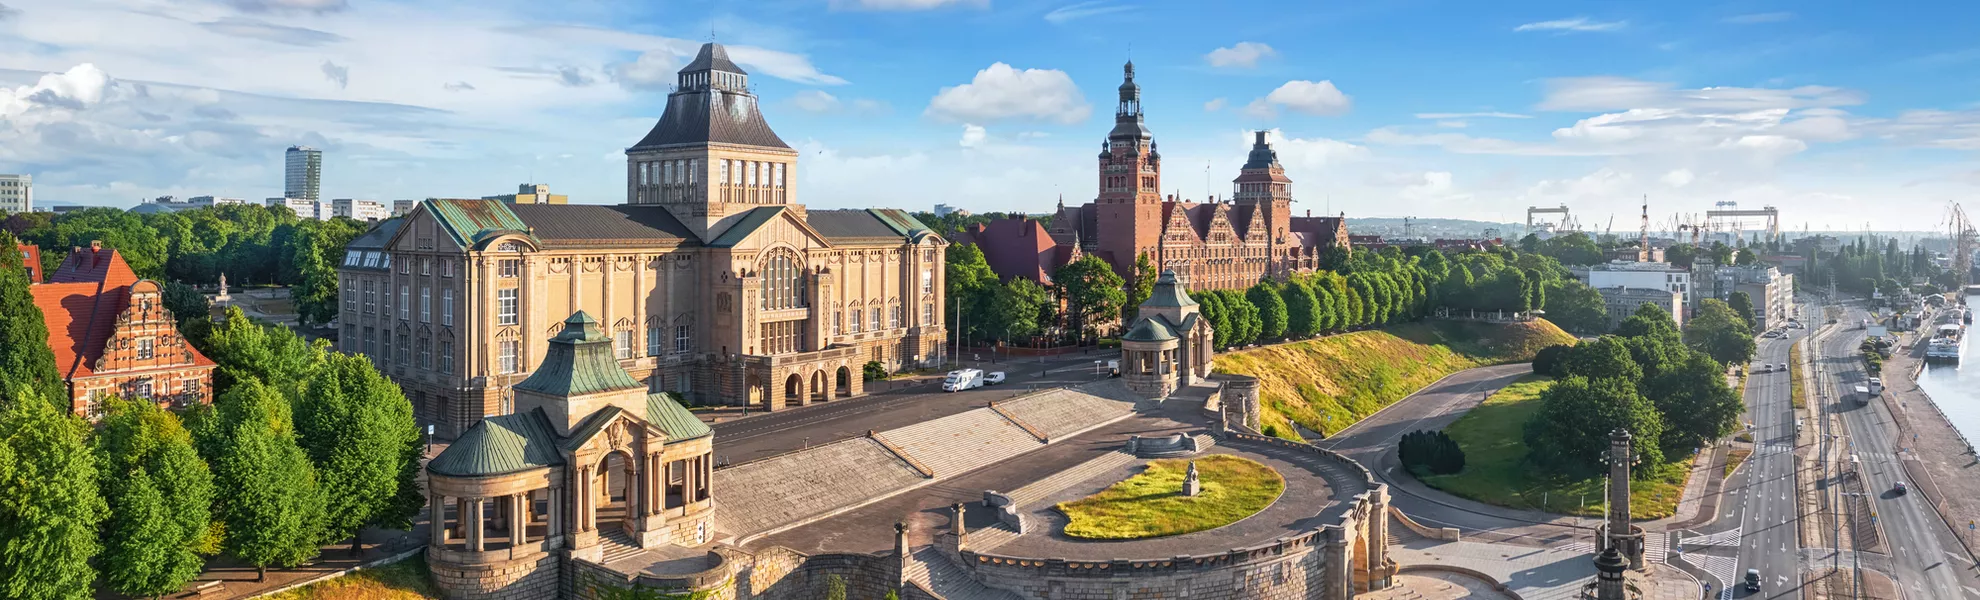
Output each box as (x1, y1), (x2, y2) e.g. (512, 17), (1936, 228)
(943, 369), (985, 392)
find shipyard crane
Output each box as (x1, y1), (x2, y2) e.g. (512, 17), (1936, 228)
(1526, 205), (1571, 237)
(1945, 202), (1976, 290)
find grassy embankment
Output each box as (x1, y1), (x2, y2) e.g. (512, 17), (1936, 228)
(1057, 455), (1286, 540)
(261, 554), (441, 600)
(1418, 375), (1690, 519)
(1214, 319), (1576, 440)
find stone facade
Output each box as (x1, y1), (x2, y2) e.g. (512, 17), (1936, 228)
(1025, 64), (1349, 291)
(1120, 270), (1215, 399)
(339, 42), (946, 437)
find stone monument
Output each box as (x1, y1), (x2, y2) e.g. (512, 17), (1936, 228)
(1182, 461), (1202, 497)
(1602, 428), (1647, 570)
(214, 272), (230, 303)
(1590, 546), (1630, 600)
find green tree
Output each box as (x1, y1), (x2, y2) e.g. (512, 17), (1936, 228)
(212, 379), (327, 580)
(1642, 351), (1744, 456)
(294, 353), (422, 556)
(945, 244), (999, 343)
(1247, 282), (1288, 339)
(1614, 303), (1681, 341)
(1052, 255), (1126, 341)
(202, 306), (327, 398)
(95, 398), (217, 597)
(1684, 299), (1757, 366)
(0, 391), (108, 600)
(1555, 336), (1643, 382)
(989, 278), (1053, 342)
(1726, 291), (1757, 329)
(1122, 253), (1158, 322)
(1523, 376), (1666, 475)
(1198, 291), (1229, 348)
(1221, 290), (1261, 346)
(45, 207), (170, 279)
(1281, 280), (1321, 338)
(0, 231), (65, 413)
(1541, 280), (1607, 334)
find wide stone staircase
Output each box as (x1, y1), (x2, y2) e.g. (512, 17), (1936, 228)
(597, 528), (646, 564)
(882, 409), (1045, 478)
(712, 437), (928, 536)
(995, 387), (1137, 440)
(905, 547), (1021, 600)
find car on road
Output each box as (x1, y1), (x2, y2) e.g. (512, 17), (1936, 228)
(1895, 481), (1908, 495)
(1745, 568), (1762, 591)
(942, 369), (985, 392)
(984, 371), (1007, 385)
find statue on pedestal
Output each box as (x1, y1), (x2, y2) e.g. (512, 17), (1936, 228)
(215, 272), (231, 304)
(1182, 461), (1202, 497)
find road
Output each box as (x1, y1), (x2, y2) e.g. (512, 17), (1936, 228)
(710, 354), (1115, 466)
(1817, 303), (1979, 600)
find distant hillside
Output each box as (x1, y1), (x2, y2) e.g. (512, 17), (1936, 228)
(1215, 319), (1576, 440)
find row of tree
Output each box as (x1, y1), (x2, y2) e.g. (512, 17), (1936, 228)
(0, 234), (424, 599)
(1524, 303), (1747, 476)
(1, 204), (368, 325)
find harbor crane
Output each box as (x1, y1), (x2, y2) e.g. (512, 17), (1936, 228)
(1526, 205), (1572, 237)
(1945, 202), (1976, 290)
(1704, 202), (1781, 239)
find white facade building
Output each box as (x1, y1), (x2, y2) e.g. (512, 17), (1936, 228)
(268, 197), (325, 220)
(1587, 262), (1692, 315)
(392, 199), (417, 216)
(330, 198), (389, 221)
(187, 196), (250, 207)
(0, 174), (31, 213)
(284, 146), (322, 201)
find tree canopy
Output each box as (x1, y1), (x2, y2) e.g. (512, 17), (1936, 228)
(0, 393), (108, 600)
(94, 398), (217, 597)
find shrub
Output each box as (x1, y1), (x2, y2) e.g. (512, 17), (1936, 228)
(1532, 344), (1571, 377)
(1398, 429), (1466, 475)
(862, 361), (888, 381)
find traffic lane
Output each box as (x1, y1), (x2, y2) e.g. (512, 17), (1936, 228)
(1321, 363), (1532, 453)
(1734, 325), (1802, 598)
(712, 364), (1114, 465)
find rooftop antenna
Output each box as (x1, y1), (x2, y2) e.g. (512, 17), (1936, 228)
(1205, 160), (1212, 203)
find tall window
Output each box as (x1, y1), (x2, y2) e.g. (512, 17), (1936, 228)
(497, 289), (518, 325)
(719, 160), (729, 185)
(674, 322), (691, 354)
(441, 260), (453, 277)
(345, 278), (357, 311)
(891, 303), (903, 329)
(419, 286), (431, 323)
(438, 340), (454, 374)
(615, 329), (633, 360)
(648, 323), (662, 357)
(396, 333), (410, 364)
(833, 310), (843, 336)
(420, 258), (431, 276)
(416, 336), (431, 370)
(870, 307), (881, 332)
(850, 308), (863, 333)
(441, 289), (454, 326)
(399, 286), (410, 319)
(499, 259), (519, 278)
(759, 250), (806, 310)
(363, 327), (376, 357)
(137, 338), (154, 360)
(924, 303), (934, 323)
(363, 280), (376, 313)
(922, 269), (933, 294)
(775, 163), (785, 188)
(498, 340), (518, 374)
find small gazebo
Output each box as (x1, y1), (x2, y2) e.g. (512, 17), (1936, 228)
(1119, 270), (1214, 398)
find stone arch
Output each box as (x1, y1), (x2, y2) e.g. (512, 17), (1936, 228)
(595, 449), (638, 538)
(810, 369), (828, 402)
(836, 365), (853, 398)
(784, 373), (804, 406)
(745, 372), (766, 409)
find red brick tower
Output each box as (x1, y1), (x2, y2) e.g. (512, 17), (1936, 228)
(1232, 130), (1295, 276)
(1095, 61), (1163, 276)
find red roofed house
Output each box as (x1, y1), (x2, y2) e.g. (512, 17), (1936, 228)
(957, 215), (1080, 285)
(17, 243), (41, 282)
(30, 241), (215, 418)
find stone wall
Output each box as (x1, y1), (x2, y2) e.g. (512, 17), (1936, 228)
(721, 545), (901, 600)
(959, 543), (1332, 600)
(429, 551), (559, 600)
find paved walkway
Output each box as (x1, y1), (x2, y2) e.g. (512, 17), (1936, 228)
(1390, 539), (1696, 600)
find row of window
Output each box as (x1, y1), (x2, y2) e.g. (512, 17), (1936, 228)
(356, 326), (457, 375)
(829, 303), (932, 335)
(488, 323), (693, 375)
(347, 279), (456, 326)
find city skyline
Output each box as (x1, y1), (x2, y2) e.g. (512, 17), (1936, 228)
(1, 1), (1978, 229)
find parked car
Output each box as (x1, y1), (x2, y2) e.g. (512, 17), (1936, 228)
(942, 369), (984, 392)
(984, 371), (1007, 385)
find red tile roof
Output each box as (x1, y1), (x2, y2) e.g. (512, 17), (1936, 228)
(959, 216), (1067, 284)
(30, 245), (212, 381)
(17, 244), (40, 283)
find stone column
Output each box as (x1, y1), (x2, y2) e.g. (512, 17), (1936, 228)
(625, 457), (641, 525)
(1366, 485), (1391, 590)
(580, 466), (595, 532)
(547, 485), (562, 541)
(510, 492), (526, 547)
(952, 502), (968, 550)
(1323, 532), (1353, 600)
(1593, 547), (1628, 600)
(466, 498), (485, 552)
(894, 522), (911, 589)
(455, 497), (469, 538)
(685, 455), (698, 505)
(430, 494), (447, 547)
(702, 454), (713, 501)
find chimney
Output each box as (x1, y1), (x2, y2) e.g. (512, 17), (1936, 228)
(90, 240), (102, 251)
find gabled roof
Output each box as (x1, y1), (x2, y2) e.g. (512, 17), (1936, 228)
(428, 408), (565, 477)
(513, 312), (646, 397)
(509, 204), (696, 247)
(424, 198), (537, 250)
(960, 217), (1058, 284)
(347, 218), (403, 251)
(646, 393), (712, 442)
(31, 246), (210, 381)
(709, 206), (790, 248)
(809, 208), (932, 243)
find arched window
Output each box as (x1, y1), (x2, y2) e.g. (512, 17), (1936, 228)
(758, 249), (807, 311)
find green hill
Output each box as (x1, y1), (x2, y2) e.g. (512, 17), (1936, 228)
(1214, 319), (1575, 439)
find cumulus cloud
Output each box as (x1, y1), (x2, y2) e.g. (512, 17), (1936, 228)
(1044, 1), (1134, 24)
(1245, 80), (1352, 118)
(925, 63), (1090, 124)
(959, 124), (986, 148)
(229, 0), (349, 14)
(1204, 97), (1227, 112)
(1, 63), (114, 115)
(1661, 168), (1695, 187)
(319, 60), (348, 89)
(198, 17), (347, 46)
(791, 90), (840, 113)
(608, 50), (677, 90)
(1414, 112), (1530, 120)
(1724, 12), (1793, 24)
(1206, 42), (1276, 69)
(1514, 17), (1627, 33)
(829, 0), (986, 9)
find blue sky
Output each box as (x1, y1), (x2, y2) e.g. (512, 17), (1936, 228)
(1, 0), (1977, 230)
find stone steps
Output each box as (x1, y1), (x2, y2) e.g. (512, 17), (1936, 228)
(905, 547), (1021, 600)
(885, 410), (1044, 478)
(1004, 450), (1137, 508)
(597, 529), (645, 564)
(996, 389), (1136, 440)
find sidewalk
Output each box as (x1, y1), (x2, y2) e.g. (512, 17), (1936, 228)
(694, 353), (1113, 425)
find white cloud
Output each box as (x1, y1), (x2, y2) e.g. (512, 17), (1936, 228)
(1044, 1), (1134, 24)
(1414, 112), (1529, 120)
(925, 63), (1090, 124)
(1206, 42), (1276, 69)
(1249, 129), (1367, 170)
(443, 81), (474, 92)
(1661, 168), (1695, 187)
(791, 90), (840, 113)
(320, 60), (348, 89)
(608, 50), (678, 90)
(229, 0), (348, 14)
(1520, 168), (1635, 204)
(1245, 80), (1352, 118)
(1724, 12), (1793, 24)
(959, 123), (986, 148)
(1204, 97), (1227, 112)
(198, 17), (346, 46)
(1538, 76), (1864, 112)
(1435, 120), (1467, 128)
(1514, 17), (1626, 33)
(0, 3), (18, 21)
(829, 0), (986, 9)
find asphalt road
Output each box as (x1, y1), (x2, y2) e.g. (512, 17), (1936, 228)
(1819, 303), (1979, 600)
(1705, 303), (1808, 599)
(710, 354), (1116, 466)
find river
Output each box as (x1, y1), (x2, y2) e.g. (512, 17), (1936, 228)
(1915, 295), (1980, 444)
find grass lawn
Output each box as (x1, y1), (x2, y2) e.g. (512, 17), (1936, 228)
(1724, 447), (1752, 477)
(1057, 455), (1285, 539)
(261, 554), (441, 600)
(1419, 374), (1691, 519)
(1789, 341), (1808, 409)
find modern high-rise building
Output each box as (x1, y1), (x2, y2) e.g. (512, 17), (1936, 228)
(0, 174), (32, 213)
(284, 146), (322, 201)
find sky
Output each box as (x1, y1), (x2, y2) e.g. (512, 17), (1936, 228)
(1, 0), (1978, 232)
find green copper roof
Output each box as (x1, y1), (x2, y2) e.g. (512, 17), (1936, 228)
(1122, 316), (1177, 342)
(709, 206), (785, 248)
(867, 208), (937, 242)
(425, 198), (538, 250)
(1142, 270), (1197, 308)
(513, 312), (645, 397)
(428, 409), (564, 477)
(646, 393), (712, 441)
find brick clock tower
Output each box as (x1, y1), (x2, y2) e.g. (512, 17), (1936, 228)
(1095, 61), (1163, 275)
(1232, 131), (1295, 277)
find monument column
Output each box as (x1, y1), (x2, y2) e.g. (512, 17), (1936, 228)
(1605, 428), (1645, 570)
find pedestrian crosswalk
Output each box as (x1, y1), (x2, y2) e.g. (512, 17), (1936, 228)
(1559, 532), (1669, 563)
(1678, 526), (1742, 548)
(1755, 442), (1795, 456)
(1677, 553), (1739, 598)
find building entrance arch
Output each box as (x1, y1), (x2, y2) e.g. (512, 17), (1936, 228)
(784, 373), (804, 406)
(594, 450), (637, 537)
(836, 365), (853, 397)
(810, 370), (828, 402)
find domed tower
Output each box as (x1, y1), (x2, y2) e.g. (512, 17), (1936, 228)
(1094, 61), (1164, 276)
(626, 42), (800, 242)
(1232, 130), (1295, 274)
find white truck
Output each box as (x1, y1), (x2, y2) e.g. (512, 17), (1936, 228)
(942, 369), (985, 392)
